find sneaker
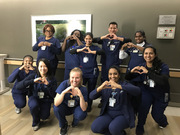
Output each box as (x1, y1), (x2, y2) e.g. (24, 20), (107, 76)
(15, 107), (21, 114)
(60, 122), (68, 135)
(32, 123), (40, 131)
(159, 124), (167, 129)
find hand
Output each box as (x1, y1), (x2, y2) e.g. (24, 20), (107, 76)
(101, 34), (113, 40)
(79, 46), (88, 53)
(38, 41), (44, 47)
(71, 35), (78, 40)
(126, 42), (135, 48)
(73, 87), (83, 97)
(28, 64), (34, 70)
(41, 77), (49, 85)
(131, 66), (148, 74)
(44, 41), (52, 47)
(109, 33), (118, 40)
(34, 77), (49, 85)
(108, 80), (122, 89)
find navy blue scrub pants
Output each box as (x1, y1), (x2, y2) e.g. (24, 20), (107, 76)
(83, 77), (97, 110)
(136, 90), (168, 133)
(91, 111), (129, 135)
(54, 103), (87, 128)
(12, 92), (27, 108)
(28, 96), (52, 126)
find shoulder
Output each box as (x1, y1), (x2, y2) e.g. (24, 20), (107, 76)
(38, 36), (45, 40)
(161, 63), (169, 70)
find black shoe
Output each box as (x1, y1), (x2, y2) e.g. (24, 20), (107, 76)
(87, 107), (92, 112)
(136, 126), (144, 135)
(72, 119), (79, 127)
(122, 130), (126, 135)
(98, 102), (102, 108)
(60, 122), (68, 135)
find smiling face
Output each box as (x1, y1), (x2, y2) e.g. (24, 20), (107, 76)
(108, 24), (118, 34)
(108, 68), (120, 83)
(135, 32), (145, 44)
(70, 71), (81, 87)
(143, 48), (156, 63)
(44, 27), (53, 38)
(84, 35), (92, 46)
(73, 30), (80, 38)
(23, 57), (33, 68)
(38, 61), (48, 76)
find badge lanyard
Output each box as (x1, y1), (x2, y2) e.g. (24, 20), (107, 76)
(38, 84), (44, 99)
(68, 94), (75, 107)
(109, 90), (117, 107)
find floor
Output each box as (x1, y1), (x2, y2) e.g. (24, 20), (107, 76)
(0, 90), (180, 135)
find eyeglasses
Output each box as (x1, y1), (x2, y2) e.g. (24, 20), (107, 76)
(45, 30), (52, 33)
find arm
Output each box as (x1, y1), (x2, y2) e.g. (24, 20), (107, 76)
(121, 82), (141, 96)
(45, 39), (61, 55)
(93, 37), (103, 44)
(69, 46), (87, 54)
(15, 73), (35, 90)
(75, 87), (88, 111)
(43, 77), (57, 98)
(148, 71), (169, 86)
(8, 68), (21, 83)
(54, 86), (72, 106)
(32, 37), (44, 51)
(90, 81), (109, 100)
(127, 42), (144, 52)
(61, 37), (69, 52)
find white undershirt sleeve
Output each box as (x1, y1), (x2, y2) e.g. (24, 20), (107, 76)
(119, 50), (128, 59)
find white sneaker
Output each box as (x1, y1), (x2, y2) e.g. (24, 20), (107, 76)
(33, 123), (40, 131)
(15, 107), (21, 114)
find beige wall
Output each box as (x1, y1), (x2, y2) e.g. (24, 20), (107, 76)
(1, 0), (180, 103)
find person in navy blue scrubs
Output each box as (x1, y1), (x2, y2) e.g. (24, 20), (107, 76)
(61, 29), (84, 80)
(8, 55), (35, 114)
(33, 24), (61, 75)
(119, 30), (151, 72)
(93, 22), (131, 83)
(120, 30), (152, 114)
(54, 67), (88, 135)
(70, 32), (104, 112)
(125, 46), (170, 135)
(90, 65), (140, 135)
(16, 58), (57, 131)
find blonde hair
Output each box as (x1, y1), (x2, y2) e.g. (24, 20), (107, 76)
(69, 67), (83, 86)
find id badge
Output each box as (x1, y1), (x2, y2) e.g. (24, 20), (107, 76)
(41, 46), (46, 50)
(110, 45), (115, 51)
(109, 98), (116, 107)
(83, 56), (89, 63)
(133, 49), (138, 53)
(149, 79), (155, 88)
(138, 53), (143, 56)
(38, 92), (44, 99)
(68, 100), (75, 107)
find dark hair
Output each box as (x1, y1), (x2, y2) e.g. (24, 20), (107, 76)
(36, 58), (52, 79)
(143, 46), (163, 72)
(43, 24), (55, 34)
(66, 29), (84, 49)
(84, 32), (93, 39)
(108, 65), (121, 76)
(109, 22), (118, 28)
(135, 30), (147, 43)
(22, 55), (33, 65)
